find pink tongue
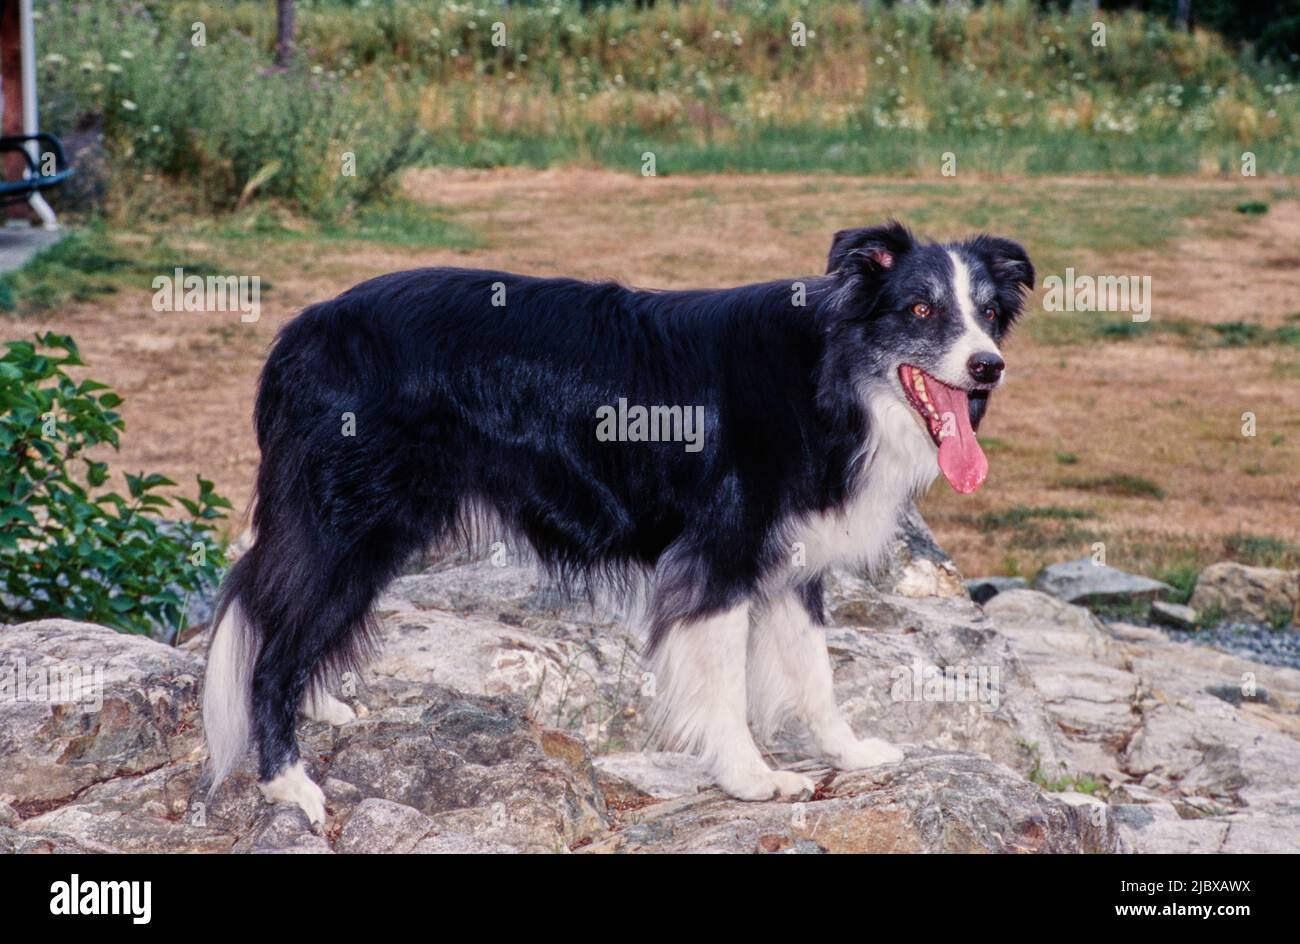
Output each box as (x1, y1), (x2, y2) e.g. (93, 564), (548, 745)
(924, 378), (988, 494)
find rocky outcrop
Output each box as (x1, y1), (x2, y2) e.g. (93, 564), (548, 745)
(582, 751), (1118, 854)
(984, 589), (1300, 853)
(1032, 559), (1173, 608)
(0, 620), (204, 812)
(1189, 562), (1300, 627)
(2, 512), (1297, 854)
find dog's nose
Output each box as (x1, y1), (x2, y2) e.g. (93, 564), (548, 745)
(967, 352), (1005, 384)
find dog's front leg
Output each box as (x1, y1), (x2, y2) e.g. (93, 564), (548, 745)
(750, 588), (903, 771)
(649, 601), (814, 801)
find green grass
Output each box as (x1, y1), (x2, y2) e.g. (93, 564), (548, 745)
(1157, 564), (1201, 605)
(1058, 474), (1167, 500)
(323, 200), (481, 250)
(1222, 532), (1300, 568)
(0, 224), (222, 315)
(0, 229), (125, 312)
(1019, 738), (1104, 796)
(213, 198), (482, 251)
(964, 505), (1102, 553)
(974, 505), (1099, 530)
(1053, 314), (1300, 349)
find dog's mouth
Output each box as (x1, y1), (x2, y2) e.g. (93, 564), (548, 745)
(898, 364), (989, 494)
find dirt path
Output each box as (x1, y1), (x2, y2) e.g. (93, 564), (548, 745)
(12, 168), (1299, 579)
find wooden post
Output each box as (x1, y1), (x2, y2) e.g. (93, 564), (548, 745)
(1, 0), (27, 220)
(276, 0), (295, 68)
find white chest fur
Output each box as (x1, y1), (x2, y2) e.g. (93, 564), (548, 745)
(791, 391), (938, 574)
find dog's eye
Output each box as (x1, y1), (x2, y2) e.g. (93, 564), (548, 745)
(983, 306), (997, 322)
(911, 302), (931, 318)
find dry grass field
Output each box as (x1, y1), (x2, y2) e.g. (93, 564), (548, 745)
(14, 168), (1299, 585)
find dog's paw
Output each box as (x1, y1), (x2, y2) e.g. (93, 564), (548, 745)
(259, 761), (326, 827)
(829, 737), (904, 770)
(304, 691), (358, 726)
(719, 768), (816, 801)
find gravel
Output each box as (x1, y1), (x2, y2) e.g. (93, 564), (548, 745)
(1161, 621), (1300, 670)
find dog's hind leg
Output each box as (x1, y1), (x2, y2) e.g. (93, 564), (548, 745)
(749, 581), (903, 771)
(246, 499), (439, 827)
(649, 601), (814, 801)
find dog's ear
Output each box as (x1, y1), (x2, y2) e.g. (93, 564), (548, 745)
(826, 221), (914, 276)
(972, 235), (1035, 292)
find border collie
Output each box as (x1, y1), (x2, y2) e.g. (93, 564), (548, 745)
(202, 222), (1033, 824)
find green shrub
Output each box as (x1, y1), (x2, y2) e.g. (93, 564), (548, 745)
(0, 333), (230, 636)
(40, 3), (428, 219)
(36, 1), (1300, 188)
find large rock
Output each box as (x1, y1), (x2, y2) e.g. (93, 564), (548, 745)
(5, 511), (1299, 854)
(1149, 601), (1198, 630)
(316, 684), (610, 853)
(580, 750), (1122, 854)
(375, 551), (1068, 784)
(984, 589), (1300, 851)
(1189, 562), (1300, 627)
(866, 503), (968, 599)
(0, 620), (204, 811)
(1033, 559), (1173, 608)
(15, 763), (233, 853)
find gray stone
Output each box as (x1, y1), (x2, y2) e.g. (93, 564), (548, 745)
(336, 798), (435, 854)
(594, 752), (711, 799)
(1149, 601), (1199, 630)
(233, 805), (333, 854)
(323, 685), (610, 852)
(410, 832), (520, 854)
(863, 503), (968, 599)
(580, 751), (1122, 854)
(5, 508), (1300, 855)
(0, 619), (204, 809)
(1033, 559), (1173, 608)
(1189, 562), (1300, 627)
(16, 763), (234, 853)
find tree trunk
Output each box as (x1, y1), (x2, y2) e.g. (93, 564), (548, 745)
(276, 0), (295, 68)
(1175, 0), (1192, 33)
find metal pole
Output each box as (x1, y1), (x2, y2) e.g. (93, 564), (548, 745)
(20, 0), (57, 228)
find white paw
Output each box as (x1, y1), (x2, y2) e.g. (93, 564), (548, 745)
(304, 691), (358, 726)
(719, 768), (816, 801)
(829, 737), (904, 770)
(259, 760), (326, 827)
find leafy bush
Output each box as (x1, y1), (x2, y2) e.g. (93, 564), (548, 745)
(40, 2), (428, 220)
(0, 333), (230, 635)
(80, 0), (1298, 176)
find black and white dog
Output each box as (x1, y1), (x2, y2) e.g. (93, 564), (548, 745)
(202, 221), (1033, 823)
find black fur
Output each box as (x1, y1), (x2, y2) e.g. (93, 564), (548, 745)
(215, 222), (1032, 783)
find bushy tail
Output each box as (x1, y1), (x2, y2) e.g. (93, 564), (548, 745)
(201, 580), (259, 792)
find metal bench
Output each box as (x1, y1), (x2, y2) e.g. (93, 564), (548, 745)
(0, 131), (72, 204)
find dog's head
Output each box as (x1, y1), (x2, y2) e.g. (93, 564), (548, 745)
(825, 221), (1034, 494)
